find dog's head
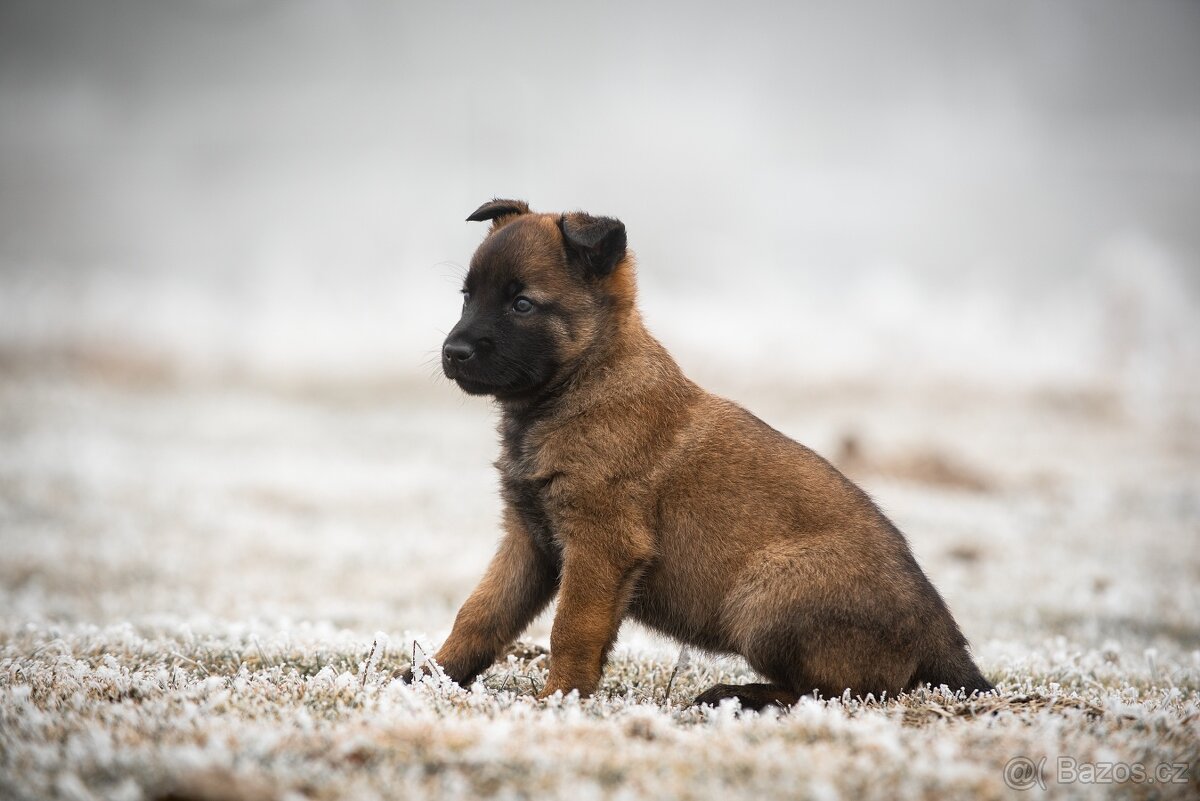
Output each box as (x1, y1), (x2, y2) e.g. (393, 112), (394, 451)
(441, 198), (633, 400)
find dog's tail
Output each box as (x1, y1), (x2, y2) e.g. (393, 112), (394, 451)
(914, 630), (994, 695)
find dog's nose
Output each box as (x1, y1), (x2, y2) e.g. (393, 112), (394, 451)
(443, 340), (476, 363)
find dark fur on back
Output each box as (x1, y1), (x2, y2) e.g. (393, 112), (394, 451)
(421, 199), (992, 706)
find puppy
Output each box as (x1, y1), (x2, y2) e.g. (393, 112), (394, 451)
(420, 198), (992, 708)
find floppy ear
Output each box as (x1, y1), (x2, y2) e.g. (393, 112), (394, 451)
(559, 212), (627, 278)
(466, 198), (530, 223)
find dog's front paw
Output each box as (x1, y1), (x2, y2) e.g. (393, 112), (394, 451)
(535, 681), (566, 700)
(397, 662), (434, 684)
(536, 671), (596, 701)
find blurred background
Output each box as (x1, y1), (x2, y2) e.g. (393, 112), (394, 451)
(0, 1), (1197, 653)
(2, 0), (1197, 398)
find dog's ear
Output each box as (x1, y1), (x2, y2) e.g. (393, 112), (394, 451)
(559, 212), (627, 278)
(466, 198), (530, 224)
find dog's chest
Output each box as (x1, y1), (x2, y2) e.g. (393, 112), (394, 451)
(499, 420), (565, 559)
(502, 473), (561, 560)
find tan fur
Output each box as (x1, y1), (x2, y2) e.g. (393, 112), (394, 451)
(416, 202), (992, 707)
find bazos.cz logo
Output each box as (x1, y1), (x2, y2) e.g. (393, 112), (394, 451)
(1004, 756), (1190, 791)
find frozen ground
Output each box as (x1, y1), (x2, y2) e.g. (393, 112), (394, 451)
(0, 351), (1197, 800)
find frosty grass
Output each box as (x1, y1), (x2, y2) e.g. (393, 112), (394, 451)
(1, 365), (1197, 800)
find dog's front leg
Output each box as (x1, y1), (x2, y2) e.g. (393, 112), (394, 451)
(419, 514), (558, 686)
(538, 530), (652, 699)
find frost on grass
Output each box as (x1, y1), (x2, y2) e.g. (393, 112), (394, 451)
(2, 626), (1198, 801)
(1, 369), (1198, 800)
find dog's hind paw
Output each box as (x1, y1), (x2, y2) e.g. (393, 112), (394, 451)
(692, 682), (798, 711)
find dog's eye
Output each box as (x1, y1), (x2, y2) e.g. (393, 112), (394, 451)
(461, 291), (470, 304)
(512, 297), (534, 314)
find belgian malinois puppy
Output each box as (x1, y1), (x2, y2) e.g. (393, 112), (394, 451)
(418, 198), (992, 708)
